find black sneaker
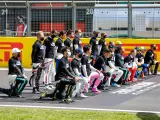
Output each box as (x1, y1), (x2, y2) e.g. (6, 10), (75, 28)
(17, 95), (25, 98)
(122, 82), (130, 85)
(32, 88), (41, 94)
(152, 73), (157, 75)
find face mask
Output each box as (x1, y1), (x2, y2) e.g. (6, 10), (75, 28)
(67, 51), (71, 57)
(104, 35), (107, 38)
(78, 33), (82, 37)
(51, 35), (56, 38)
(78, 53), (83, 58)
(95, 34), (98, 38)
(153, 47), (156, 50)
(40, 37), (44, 41)
(17, 52), (21, 57)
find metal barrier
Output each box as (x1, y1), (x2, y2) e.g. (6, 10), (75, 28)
(0, 1), (160, 38)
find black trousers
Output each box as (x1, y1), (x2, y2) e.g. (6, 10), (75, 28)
(150, 61), (159, 74)
(47, 78), (75, 100)
(33, 67), (42, 90)
(0, 76), (28, 97)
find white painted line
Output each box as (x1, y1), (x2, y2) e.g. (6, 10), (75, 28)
(112, 82), (155, 94)
(132, 83), (160, 95)
(0, 68), (32, 71)
(0, 104), (160, 114)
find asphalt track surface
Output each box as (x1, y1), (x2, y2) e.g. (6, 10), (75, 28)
(0, 69), (160, 112)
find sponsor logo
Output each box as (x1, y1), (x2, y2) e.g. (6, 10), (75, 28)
(0, 42), (23, 62)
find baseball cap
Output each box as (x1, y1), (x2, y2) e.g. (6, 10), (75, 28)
(12, 48), (21, 54)
(104, 48), (111, 53)
(108, 44), (116, 48)
(135, 46), (140, 51)
(116, 40), (122, 45)
(140, 46), (146, 50)
(75, 48), (83, 54)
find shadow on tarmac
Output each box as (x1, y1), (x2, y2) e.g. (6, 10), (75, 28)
(137, 112), (160, 120)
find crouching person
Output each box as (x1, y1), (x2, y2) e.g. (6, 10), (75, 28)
(135, 46), (148, 78)
(144, 44), (159, 75)
(94, 48), (112, 90)
(71, 49), (89, 98)
(0, 48), (28, 97)
(40, 47), (79, 102)
(81, 45), (104, 94)
(115, 47), (129, 85)
(124, 49), (137, 82)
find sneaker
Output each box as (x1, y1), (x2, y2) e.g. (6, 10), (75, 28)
(64, 97), (73, 102)
(92, 88), (101, 94)
(32, 88), (41, 94)
(103, 86), (112, 91)
(132, 78), (137, 83)
(16, 94), (25, 98)
(111, 83), (121, 87)
(152, 72), (157, 75)
(122, 82), (130, 85)
(39, 91), (47, 99)
(79, 93), (89, 98)
(45, 85), (55, 91)
(83, 89), (88, 93)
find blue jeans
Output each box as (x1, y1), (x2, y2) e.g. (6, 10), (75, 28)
(135, 63), (148, 77)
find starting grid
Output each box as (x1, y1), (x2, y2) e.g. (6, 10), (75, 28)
(112, 81), (160, 95)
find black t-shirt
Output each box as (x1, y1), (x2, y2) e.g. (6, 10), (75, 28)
(73, 36), (82, 54)
(8, 57), (23, 75)
(144, 49), (155, 64)
(71, 58), (82, 74)
(90, 37), (98, 56)
(94, 55), (106, 71)
(81, 54), (91, 76)
(115, 52), (124, 68)
(105, 57), (111, 67)
(55, 37), (64, 53)
(98, 38), (106, 56)
(136, 52), (144, 62)
(31, 40), (45, 63)
(124, 55), (134, 64)
(55, 57), (75, 80)
(43, 36), (55, 59)
(64, 37), (72, 48)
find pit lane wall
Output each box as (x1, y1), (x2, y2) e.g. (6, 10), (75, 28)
(0, 37), (160, 69)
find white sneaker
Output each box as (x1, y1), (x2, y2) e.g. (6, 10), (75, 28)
(45, 85), (55, 91)
(79, 93), (89, 98)
(115, 84), (121, 87)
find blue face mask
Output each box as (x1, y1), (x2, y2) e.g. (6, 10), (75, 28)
(67, 51), (71, 57)
(78, 33), (82, 37)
